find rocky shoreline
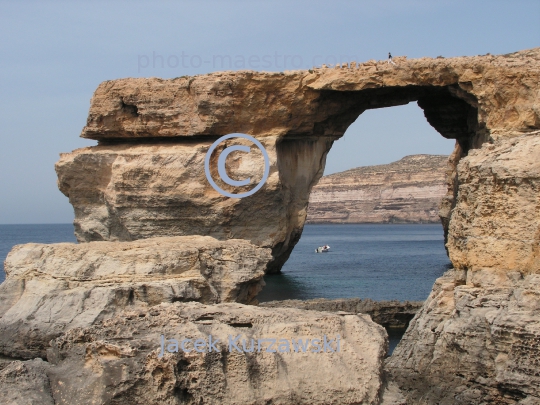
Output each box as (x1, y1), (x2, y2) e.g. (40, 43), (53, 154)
(1, 48), (539, 403)
(260, 298), (423, 329)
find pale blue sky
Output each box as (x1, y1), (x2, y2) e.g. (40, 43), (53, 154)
(0, 0), (538, 223)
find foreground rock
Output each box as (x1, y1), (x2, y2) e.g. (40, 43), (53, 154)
(0, 359), (54, 405)
(57, 49), (540, 273)
(387, 268), (540, 404)
(387, 135), (540, 404)
(38, 302), (386, 404)
(260, 298), (423, 329)
(0, 236), (270, 359)
(307, 155), (447, 224)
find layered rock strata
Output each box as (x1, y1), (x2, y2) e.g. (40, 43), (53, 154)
(0, 236), (270, 359)
(80, 52), (538, 142)
(57, 48), (540, 273)
(1, 302), (388, 405)
(56, 137), (330, 273)
(306, 154), (447, 224)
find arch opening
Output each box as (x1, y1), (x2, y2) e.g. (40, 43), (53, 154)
(270, 84), (480, 275)
(264, 93), (469, 352)
(310, 84), (480, 151)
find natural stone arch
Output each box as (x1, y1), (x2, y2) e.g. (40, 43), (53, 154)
(271, 85), (480, 270)
(21, 48), (540, 403)
(56, 50), (540, 274)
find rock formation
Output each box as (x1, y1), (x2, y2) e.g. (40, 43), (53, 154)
(306, 154), (447, 224)
(387, 267), (540, 404)
(0, 236), (270, 359)
(387, 134), (540, 404)
(56, 47), (539, 403)
(0, 359), (54, 405)
(1, 302), (388, 405)
(260, 298), (423, 329)
(0, 47), (539, 403)
(57, 48), (540, 273)
(447, 135), (540, 274)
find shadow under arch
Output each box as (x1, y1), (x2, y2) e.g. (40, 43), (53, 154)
(271, 83), (481, 274)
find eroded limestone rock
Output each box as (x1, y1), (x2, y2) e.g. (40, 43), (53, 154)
(45, 302), (387, 405)
(387, 268), (540, 404)
(15, 47), (539, 402)
(387, 135), (540, 404)
(259, 297), (423, 329)
(447, 134), (540, 273)
(0, 359), (54, 405)
(0, 236), (270, 359)
(57, 48), (540, 273)
(81, 50), (540, 142)
(56, 137), (331, 273)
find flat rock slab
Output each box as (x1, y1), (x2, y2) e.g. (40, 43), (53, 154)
(0, 236), (270, 359)
(260, 297), (423, 329)
(43, 302), (387, 405)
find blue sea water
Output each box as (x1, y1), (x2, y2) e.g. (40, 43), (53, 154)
(0, 224), (77, 282)
(0, 223), (448, 354)
(0, 224), (450, 301)
(258, 223), (451, 302)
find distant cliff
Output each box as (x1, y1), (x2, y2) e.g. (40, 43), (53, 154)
(307, 154), (448, 224)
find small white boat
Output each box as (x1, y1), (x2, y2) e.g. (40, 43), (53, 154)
(315, 245), (330, 253)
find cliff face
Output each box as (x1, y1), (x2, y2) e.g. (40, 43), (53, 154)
(307, 154), (448, 224)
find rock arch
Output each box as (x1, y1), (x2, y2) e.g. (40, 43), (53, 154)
(52, 49), (540, 403)
(57, 50), (539, 274)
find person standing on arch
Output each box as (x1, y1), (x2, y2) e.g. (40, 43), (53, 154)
(388, 52), (396, 65)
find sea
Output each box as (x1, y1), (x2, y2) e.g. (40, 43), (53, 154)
(0, 223), (451, 354)
(0, 224), (77, 282)
(258, 223), (451, 302)
(257, 223), (452, 354)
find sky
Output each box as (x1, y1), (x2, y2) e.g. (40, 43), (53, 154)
(0, 0), (539, 224)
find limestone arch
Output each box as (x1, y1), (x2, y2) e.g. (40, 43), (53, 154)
(56, 50), (540, 276)
(272, 84), (481, 272)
